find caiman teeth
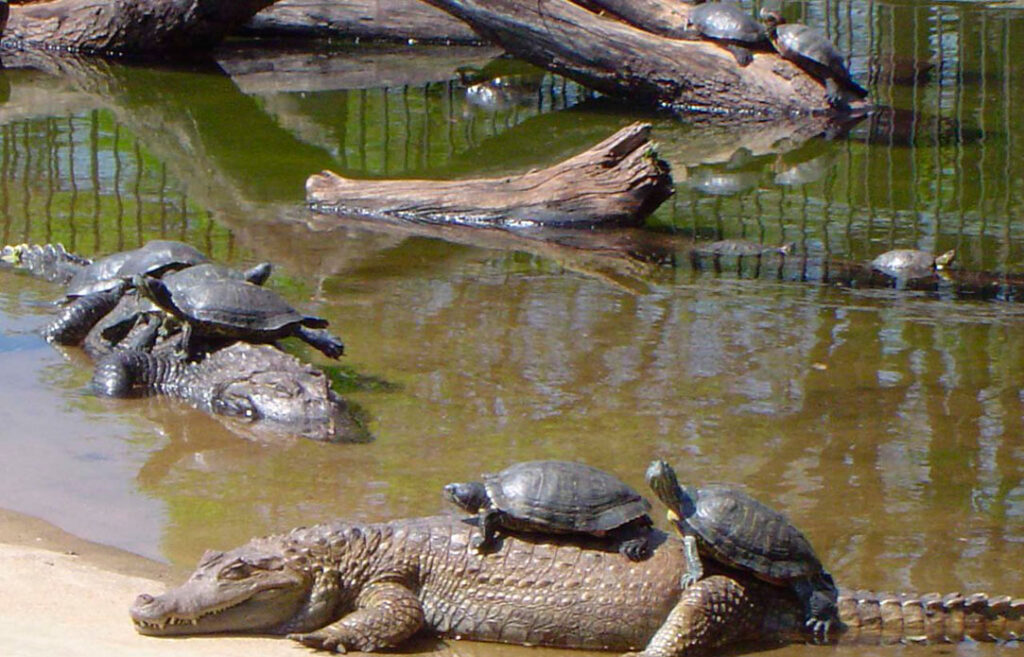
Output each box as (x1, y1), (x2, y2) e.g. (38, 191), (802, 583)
(134, 598), (248, 630)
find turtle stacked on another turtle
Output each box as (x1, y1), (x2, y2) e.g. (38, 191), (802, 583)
(444, 460), (655, 561)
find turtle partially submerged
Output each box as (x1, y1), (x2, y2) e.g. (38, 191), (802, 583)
(692, 239), (795, 257)
(871, 248), (955, 280)
(645, 459), (839, 638)
(43, 240), (208, 345)
(444, 460), (654, 560)
(133, 274), (345, 360)
(760, 5), (868, 109)
(687, 2), (768, 66)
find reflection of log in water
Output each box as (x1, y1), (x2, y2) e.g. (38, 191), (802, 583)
(306, 122), (675, 228)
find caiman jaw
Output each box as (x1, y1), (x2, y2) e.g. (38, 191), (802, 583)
(130, 549), (311, 637)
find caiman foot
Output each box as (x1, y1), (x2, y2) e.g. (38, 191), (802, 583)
(289, 630), (350, 653)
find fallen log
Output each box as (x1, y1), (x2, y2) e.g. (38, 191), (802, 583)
(3, 0), (277, 54)
(243, 0), (482, 44)
(306, 122), (674, 228)
(419, 0), (866, 115)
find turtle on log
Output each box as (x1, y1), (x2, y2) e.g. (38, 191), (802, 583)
(760, 4), (868, 110)
(444, 460), (654, 560)
(686, 2), (769, 67)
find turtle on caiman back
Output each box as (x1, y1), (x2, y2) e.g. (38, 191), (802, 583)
(645, 459), (839, 638)
(444, 460), (655, 560)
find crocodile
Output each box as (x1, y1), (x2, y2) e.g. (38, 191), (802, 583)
(91, 342), (368, 443)
(130, 515), (1024, 654)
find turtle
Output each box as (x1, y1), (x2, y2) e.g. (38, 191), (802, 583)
(692, 239), (795, 258)
(686, 2), (768, 67)
(443, 460), (654, 560)
(84, 262), (274, 358)
(133, 273), (345, 360)
(42, 241), (208, 345)
(871, 248), (955, 280)
(760, 5), (868, 110)
(645, 459), (839, 638)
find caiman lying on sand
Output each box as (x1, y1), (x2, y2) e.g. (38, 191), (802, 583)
(131, 515), (1024, 654)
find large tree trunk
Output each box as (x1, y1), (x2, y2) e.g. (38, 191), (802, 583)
(305, 122), (674, 228)
(3, 0), (277, 54)
(243, 0), (481, 44)
(419, 0), (865, 115)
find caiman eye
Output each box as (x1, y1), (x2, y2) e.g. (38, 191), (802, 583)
(220, 561), (252, 580)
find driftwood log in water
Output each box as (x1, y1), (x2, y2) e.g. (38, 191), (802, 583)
(3, 0), (276, 54)
(420, 0), (865, 115)
(306, 122), (674, 228)
(243, 0), (481, 44)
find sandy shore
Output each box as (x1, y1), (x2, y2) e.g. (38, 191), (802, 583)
(0, 508), (300, 657)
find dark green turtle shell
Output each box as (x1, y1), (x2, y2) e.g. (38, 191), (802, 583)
(689, 2), (767, 44)
(686, 483), (823, 581)
(67, 240), (207, 298)
(160, 277), (314, 334)
(483, 460), (651, 533)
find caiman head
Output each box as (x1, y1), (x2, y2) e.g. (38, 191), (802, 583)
(131, 538), (322, 636)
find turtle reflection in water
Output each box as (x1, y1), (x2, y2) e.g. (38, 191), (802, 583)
(444, 460), (654, 560)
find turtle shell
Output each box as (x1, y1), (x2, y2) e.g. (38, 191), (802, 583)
(871, 249), (952, 279)
(483, 460), (651, 533)
(67, 240), (207, 298)
(689, 3), (767, 44)
(693, 239), (793, 257)
(685, 484), (823, 582)
(164, 278), (308, 334)
(771, 24), (850, 83)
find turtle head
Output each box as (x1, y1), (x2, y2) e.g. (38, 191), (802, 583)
(443, 481), (489, 513)
(132, 275), (178, 316)
(934, 249), (956, 269)
(759, 2), (785, 28)
(244, 262), (274, 286)
(645, 459), (696, 523)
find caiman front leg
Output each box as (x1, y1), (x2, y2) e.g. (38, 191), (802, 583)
(289, 581), (424, 653)
(626, 575), (763, 657)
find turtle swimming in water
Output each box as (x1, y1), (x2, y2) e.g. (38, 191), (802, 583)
(871, 248), (955, 281)
(444, 460), (654, 560)
(692, 239), (795, 258)
(645, 459), (839, 638)
(686, 1), (768, 67)
(760, 3), (868, 110)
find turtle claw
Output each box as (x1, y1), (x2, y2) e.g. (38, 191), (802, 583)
(805, 616), (832, 642)
(679, 572), (699, 589)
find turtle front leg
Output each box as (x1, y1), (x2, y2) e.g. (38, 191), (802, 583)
(680, 534), (704, 588)
(472, 508), (502, 552)
(792, 573), (839, 641)
(624, 575), (762, 657)
(289, 581), (424, 653)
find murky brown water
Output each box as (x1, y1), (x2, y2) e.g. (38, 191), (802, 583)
(2, 3), (1024, 656)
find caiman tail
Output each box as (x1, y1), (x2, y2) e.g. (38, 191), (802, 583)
(837, 590), (1024, 644)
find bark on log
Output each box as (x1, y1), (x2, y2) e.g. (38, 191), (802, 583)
(306, 122), (674, 228)
(419, 0), (866, 115)
(243, 0), (482, 44)
(3, 0), (277, 54)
